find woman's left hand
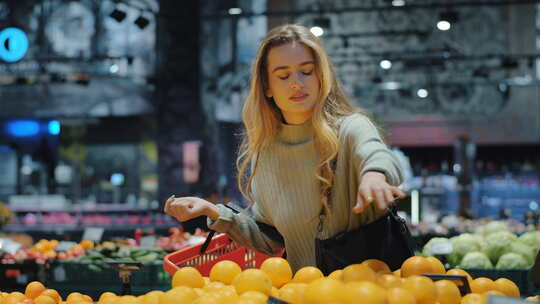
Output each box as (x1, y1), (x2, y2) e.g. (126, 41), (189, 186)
(353, 171), (406, 214)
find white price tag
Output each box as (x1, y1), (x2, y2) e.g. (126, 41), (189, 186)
(56, 241), (77, 252)
(488, 294), (531, 304)
(430, 242), (453, 255)
(140, 235), (157, 249)
(81, 227), (104, 243)
(0, 238), (22, 254)
(53, 265), (66, 282)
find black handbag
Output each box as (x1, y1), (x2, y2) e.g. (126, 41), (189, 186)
(315, 205), (416, 275)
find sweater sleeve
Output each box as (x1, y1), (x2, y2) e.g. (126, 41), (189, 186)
(342, 114), (404, 186)
(206, 203), (284, 256)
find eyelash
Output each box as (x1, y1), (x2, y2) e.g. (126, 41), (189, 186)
(278, 70), (313, 80)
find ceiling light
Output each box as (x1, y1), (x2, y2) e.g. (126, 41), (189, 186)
(310, 26), (324, 37)
(228, 8), (242, 15)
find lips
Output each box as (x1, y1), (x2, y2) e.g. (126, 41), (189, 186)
(290, 93), (309, 102)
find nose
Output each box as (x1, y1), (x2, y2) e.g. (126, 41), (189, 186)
(290, 73), (305, 90)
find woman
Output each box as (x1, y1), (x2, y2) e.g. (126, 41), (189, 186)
(165, 24), (406, 272)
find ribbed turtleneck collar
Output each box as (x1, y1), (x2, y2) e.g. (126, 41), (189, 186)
(277, 119), (314, 144)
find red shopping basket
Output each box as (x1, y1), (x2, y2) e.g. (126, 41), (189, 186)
(163, 234), (274, 276)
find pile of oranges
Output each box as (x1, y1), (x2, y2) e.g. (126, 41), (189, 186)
(0, 255), (530, 304)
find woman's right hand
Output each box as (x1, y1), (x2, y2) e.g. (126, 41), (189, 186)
(164, 196), (220, 222)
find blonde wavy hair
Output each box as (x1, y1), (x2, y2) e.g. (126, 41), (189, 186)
(237, 24), (367, 216)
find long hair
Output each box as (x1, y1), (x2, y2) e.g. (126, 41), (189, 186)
(236, 24), (367, 216)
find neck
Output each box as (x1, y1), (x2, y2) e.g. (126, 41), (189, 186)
(282, 112), (313, 125)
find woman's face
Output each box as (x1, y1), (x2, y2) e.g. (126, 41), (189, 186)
(265, 42), (321, 125)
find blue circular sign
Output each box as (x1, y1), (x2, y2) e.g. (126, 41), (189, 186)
(0, 27), (29, 62)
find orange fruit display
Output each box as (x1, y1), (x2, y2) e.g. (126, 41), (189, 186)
(434, 280), (461, 304)
(401, 275), (437, 304)
(291, 266), (324, 284)
(342, 281), (387, 304)
(493, 278), (520, 297)
(387, 287), (416, 304)
(401, 256), (434, 278)
(426, 257), (445, 274)
(259, 257), (293, 288)
(327, 269), (343, 281)
(470, 278), (496, 294)
(41, 289), (61, 304)
(232, 269), (273, 296)
(25, 282), (46, 299)
(278, 283), (307, 304)
(377, 274), (402, 289)
(172, 267), (205, 288)
(303, 278), (345, 304)
(341, 264), (376, 283)
(445, 269), (473, 287)
(361, 259), (391, 274)
(209, 260), (242, 285)
(460, 293), (485, 304)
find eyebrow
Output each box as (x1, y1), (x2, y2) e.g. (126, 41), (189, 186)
(271, 61), (315, 73)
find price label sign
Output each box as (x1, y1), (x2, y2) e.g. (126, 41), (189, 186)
(488, 295), (531, 304)
(81, 227), (104, 243)
(56, 241), (77, 252)
(140, 235), (157, 249)
(430, 242), (453, 255)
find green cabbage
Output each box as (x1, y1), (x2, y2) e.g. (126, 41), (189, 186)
(502, 241), (536, 266)
(519, 231), (540, 251)
(422, 237), (450, 257)
(495, 253), (530, 270)
(460, 251), (493, 269)
(482, 231), (518, 264)
(447, 233), (482, 266)
(475, 221), (508, 237)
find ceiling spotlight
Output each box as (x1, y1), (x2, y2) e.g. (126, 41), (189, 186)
(110, 64), (119, 73)
(392, 0), (406, 6)
(417, 88), (429, 98)
(110, 8), (127, 23)
(380, 60), (392, 70)
(228, 7), (242, 15)
(310, 26), (324, 37)
(437, 21), (451, 31)
(134, 15), (150, 30)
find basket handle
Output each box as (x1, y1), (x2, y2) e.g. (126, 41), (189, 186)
(199, 230), (216, 255)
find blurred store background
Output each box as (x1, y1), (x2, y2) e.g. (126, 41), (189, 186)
(0, 0), (539, 296)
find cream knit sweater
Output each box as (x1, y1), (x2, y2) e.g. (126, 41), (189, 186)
(208, 113), (403, 271)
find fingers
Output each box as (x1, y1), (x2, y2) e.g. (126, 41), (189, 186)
(391, 186), (407, 199)
(354, 186), (408, 214)
(354, 187), (373, 214)
(163, 195), (175, 214)
(374, 188), (386, 210)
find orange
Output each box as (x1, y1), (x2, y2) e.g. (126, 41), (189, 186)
(303, 278), (345, 304)
(460, 293), (485, 304)
(434, 280), (461, 304)
(494, 278), (520, 298)
(209, 260), (242, 285)
(426, 257), (446, 274)
(81, 295), (92, 303)
(115, 295), (138, 304)
(270, 287), (279, 298)
(159, 287), (197, 304)
(277, 283), (307, 304)
(98, 292), (117, 304)
(215, 288), (239, 303)
(361, 259), (391, 274)
(260, 257), (293, 288)
(34, 295), (56, 304)
(393, 269), (401, 277)
(66, 293), (85, 304)
(445, 269), (473, 287)
(291, 266), (324, 284)
(40, 290), (61, 304)
(232, 269), (273, 296)
(342, 281), (387, 304)
(341, 264), (376, 283)
(470, 278), (495, 294)
(4, 292), (26, 304)
(327, 270), (343, 281)
(21, 299), (35, 304)
(387, 287), (416, 304)
(140, 291), (163, 304)
(239, 291), (268, 304)
(401, 256), (433, 278)
(377, 274), (402, 289)
(25, 282), (46, 299)
(172, 267), (205, 288)
(402, 275), (437, 304)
